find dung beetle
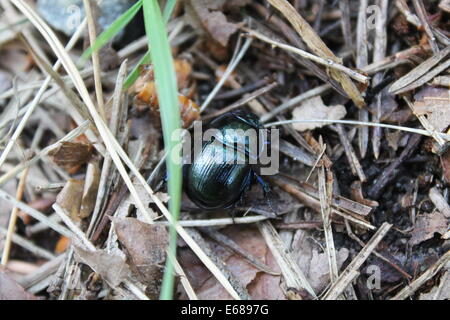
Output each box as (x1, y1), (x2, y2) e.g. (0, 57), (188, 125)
(183, 110), (274, 211)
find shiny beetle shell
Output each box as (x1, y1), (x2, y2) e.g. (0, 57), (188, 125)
(184, 110), (267, 209)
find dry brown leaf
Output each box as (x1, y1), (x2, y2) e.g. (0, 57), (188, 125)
(412, 86), (450, 132)
(56, 179), (84, 222)
(48, 141), (93, 172)
(291, 96), (346, 132)
(74, 246), (131, 288)
(297, 242), (349, 293)
(114, 217), (168, 299)
(0, 267), (36, 300)
(184, 0), (238, 47)
(79, 162), (100, 219)
(409, 212), (448, 246)
(178, 226), (285, 300)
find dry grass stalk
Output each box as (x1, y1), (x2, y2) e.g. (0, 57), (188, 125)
(266, 0), (366, 108)
(390, 46), (450, 94)
(83, 0), (106, 121)
(0, 161), (30, 265)
(0, 121), (90, 187)
(0, 226), (55, 261)
(243, 27), (369, 84)
(356, 0), (369, 158)
(323, 222), (392, 300)
(318, 163), (339, 287)
(334, 124), (367, 181)
(391, 250), (450, 300)
(258, 221), (316, 298)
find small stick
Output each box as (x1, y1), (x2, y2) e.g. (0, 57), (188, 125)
(1, 163), (30, 266)
(371, 0), (389, 159)
(395, 0), (422, 27)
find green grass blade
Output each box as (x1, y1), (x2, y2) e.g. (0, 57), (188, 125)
(163, 0), (177, 22)
(142, 0), (182, 300)
(123, 0), (177, 89)
(81, 0), (143, 61)
(123, 50), (151, 90)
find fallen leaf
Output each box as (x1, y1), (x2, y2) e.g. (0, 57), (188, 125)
(291, 96), (347, 132)
(409, 212), (448, 246)
(0, 267), (36, 300)
(114, 217), (168, 299)
(48, 141), (93, 172)
(294, 230), (349, 294)
(178, 226), (285, 300)
(79, 162), (100, 219)
(412, 86), (450, 132)
(55, 179), (84, 222)
(74, 246), (131, 288)
(305, 248), (349, 293)
(184, 0), (238, 47)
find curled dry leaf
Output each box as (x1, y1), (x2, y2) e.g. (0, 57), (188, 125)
(48, 141), (93, 173)
(79, 162), (100, 219)
(291, 96), (346, 132)
(56, 179), (84, 222)
(54, 235), (70, 254)
(184, 0), (238, 47)
(409, 212), (448, 246)
(74, 246), (131, 288)
(0, 267), (36, 300)
(412, 86), (450, 132)
(55, 163), (99, 222)
(114, 217), (168, 299)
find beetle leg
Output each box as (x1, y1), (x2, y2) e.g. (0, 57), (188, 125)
(254, 174), (279, 218)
